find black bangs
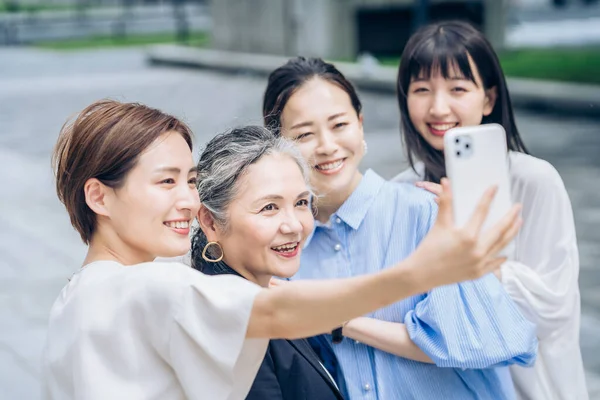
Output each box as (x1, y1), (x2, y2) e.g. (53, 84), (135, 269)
(404, 31), (476, 87)
(396, 21), (529, 184)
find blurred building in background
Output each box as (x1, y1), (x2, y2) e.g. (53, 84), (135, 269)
(211, 0), (506, 60)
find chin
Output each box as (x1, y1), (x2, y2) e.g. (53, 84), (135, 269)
(158, 245), (191, 259)
(271, 264), (300, 279)
(426, 137), (445, 151)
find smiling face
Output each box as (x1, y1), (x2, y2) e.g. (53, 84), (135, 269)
(279, 78), (364, 216)
(211, 153), (314, 287)
(99, 132), (200, 263)
(406, 55), (497, 151)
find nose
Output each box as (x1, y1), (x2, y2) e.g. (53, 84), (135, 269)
(176, 183), (201, 215)
(429, 92), (451, 118)
(280, 209), (304, 236)
(315, 130), (338, 156)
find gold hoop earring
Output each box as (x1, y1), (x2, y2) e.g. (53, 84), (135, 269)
(202, 241), (224, 263)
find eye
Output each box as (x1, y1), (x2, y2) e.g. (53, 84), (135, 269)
(296, 199), (309, 207)
(160, 178), (175, 184)
(188, 177), (198, 185)
(452, 87), (467, 93)
(295, 132), (313, 141)
(261, 203), (278, 212)
(413, 87), (429, 93)
(333, 122), (348, 130)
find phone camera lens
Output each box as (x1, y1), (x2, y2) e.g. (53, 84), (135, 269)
(465, 144), (470, 149)
(455, 138), (460, 144)
(456, 151), (461, 157)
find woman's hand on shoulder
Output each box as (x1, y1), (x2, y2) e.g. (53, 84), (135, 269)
(415, 181), (442, 200)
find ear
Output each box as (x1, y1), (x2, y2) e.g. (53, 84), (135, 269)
(197, 205), (222, 242)
(357, 113), (365, 142)
(483, 86), (498, 117)
(84, 178), (111, 217)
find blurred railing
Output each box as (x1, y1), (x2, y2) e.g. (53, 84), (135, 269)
(0, 2), (209, 45)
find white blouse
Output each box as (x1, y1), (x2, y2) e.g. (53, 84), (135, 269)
(42, 260), (269, 400)
(393, 151), (588, 400)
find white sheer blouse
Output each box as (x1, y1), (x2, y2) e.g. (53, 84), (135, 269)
(42, 260), (269, 400)
(393, 151), (588, 400)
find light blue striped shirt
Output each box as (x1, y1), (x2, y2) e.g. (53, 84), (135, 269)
(295, 170), (538, 400)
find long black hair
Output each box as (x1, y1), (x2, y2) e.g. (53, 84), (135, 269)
(397, 20), (528, 183)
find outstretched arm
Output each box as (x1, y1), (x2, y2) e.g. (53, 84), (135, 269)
(247, 181), (522, 339)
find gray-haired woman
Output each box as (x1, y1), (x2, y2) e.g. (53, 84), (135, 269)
(189, 125), (521, 399)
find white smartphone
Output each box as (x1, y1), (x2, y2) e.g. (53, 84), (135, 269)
(443, 123), (515, 258)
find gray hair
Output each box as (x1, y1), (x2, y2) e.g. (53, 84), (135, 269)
(191, 125), (311, 272)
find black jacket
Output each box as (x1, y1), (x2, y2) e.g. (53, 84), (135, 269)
(246, 337), (343, 400)
(200, 261), (343, 400)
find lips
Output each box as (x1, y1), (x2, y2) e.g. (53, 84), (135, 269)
(428, 122), (458, 137)
(164, 220), (192, 235)
(271, 242), (300, 258)
(314, 158), (346, 175)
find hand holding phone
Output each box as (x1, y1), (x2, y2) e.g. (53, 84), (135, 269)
(443, 123), (516, 258)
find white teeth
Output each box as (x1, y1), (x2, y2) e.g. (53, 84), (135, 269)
(429, 123), (457, 131)
(272, 243), (298, 252)
(316, 159), (343, 170)
(165, 221), (190, 229)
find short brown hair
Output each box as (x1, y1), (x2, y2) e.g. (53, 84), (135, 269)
(52, 99), (194, 244)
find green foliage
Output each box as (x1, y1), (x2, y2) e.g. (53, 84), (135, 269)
(36, 31), (210, 50)
(377, 47), (600, 84)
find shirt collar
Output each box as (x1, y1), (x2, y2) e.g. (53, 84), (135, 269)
(336, 169), (385, 229)
(304, 169), (385, 246)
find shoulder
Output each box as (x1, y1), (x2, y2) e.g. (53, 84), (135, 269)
(509, 152), (567, 194)
(123, 260), (197, 288)
(360, 178), (438, 232)
(391, 162), (425, 184)
(381, 178), (437, 213)
(122, 262), (262, 323)
(136, 261), (259, 296)
(101, 261), (201, 310)
(101, 261), (233, 306)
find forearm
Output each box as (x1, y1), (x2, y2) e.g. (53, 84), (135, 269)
(247, 181), (522, 340)
(247, 259), (427, 339)
(343, 317), (434, 364)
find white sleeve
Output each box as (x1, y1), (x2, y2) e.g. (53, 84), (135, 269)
(159, 269), (268, 399)
(500, 162), (580, 340)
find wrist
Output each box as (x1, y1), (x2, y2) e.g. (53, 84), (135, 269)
(395, 257), (430, 296)
(332, 320), (350, 344)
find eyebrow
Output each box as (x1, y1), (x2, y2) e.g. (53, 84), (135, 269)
(411, 76), (468, 82)
(153, 166), (198, 174)
(255, 191), (311, 202)
(289, 113), (347, 130)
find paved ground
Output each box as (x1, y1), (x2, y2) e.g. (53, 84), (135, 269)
(0, 47), (598, 399)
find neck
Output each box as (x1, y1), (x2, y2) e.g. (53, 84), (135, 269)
(315, 171), (363, 223)
(84, 226), (154, 267)
(233, 266), (271, 288)
(203, 258), (271, 288)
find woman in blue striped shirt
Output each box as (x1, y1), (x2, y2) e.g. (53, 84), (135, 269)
(262, 57), (538, 399)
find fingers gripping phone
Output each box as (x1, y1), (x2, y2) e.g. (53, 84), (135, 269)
(443, 123), (515, 258)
